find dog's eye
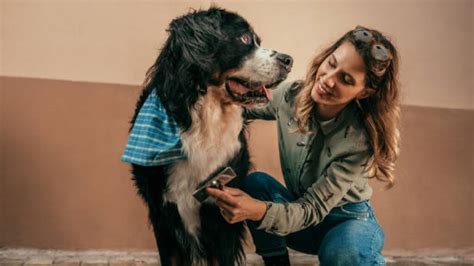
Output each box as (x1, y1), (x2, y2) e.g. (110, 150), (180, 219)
(240, 34), (252, 45)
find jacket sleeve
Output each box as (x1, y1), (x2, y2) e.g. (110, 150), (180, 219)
(243, 81), (293, 120)
(256, 147), (371, 236)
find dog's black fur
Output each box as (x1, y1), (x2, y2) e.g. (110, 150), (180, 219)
(126, 7), (292, 266)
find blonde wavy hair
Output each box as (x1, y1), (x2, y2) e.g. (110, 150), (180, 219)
(294, 26), (401, 188)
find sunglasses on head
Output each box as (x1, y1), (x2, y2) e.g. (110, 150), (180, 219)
(352, 26), (392, 76)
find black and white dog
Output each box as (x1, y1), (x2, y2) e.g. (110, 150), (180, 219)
(127, 7), (292, 266)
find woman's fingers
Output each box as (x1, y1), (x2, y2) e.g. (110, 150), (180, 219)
(222, 187), (245, 196)
(215, 198), (237, 210)
(207, 187), (246, 223)
(206, 186), (260, 224)
(206, 187), (240, 207)
(219, 206), (243, 224)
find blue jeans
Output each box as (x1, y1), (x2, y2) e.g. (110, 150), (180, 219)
(241, 172), (386, 266)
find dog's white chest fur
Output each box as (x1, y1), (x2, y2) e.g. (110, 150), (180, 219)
(163, 89), (243, 239)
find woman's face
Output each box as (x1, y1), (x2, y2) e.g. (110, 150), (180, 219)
(311, 41), (371, 108)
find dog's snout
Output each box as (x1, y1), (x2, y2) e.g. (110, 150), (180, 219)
(277, 53), (293, 70)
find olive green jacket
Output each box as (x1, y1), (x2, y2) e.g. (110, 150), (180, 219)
(245, 81), (373, 236)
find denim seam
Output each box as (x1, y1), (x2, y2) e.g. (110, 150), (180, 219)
(369, 224), (384, 265)
(339, 205), (370, 220)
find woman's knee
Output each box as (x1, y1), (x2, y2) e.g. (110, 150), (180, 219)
(241, 171), (291, 202)
(241, 171), (274, 193)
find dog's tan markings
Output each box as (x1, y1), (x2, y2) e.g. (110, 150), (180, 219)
(164, 85), (243, 242)
(170, 255), (178, 266)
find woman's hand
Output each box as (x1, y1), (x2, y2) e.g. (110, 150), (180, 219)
(206, 186), (267, 224)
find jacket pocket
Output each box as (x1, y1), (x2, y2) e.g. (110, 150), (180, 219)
(330, 201), (371, 220)
(340, 201), (370, 214)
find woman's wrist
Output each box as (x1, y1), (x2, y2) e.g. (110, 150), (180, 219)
(252, 200), (269, 222)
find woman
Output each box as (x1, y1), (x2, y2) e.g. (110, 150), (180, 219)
(207, 26), (400, 266)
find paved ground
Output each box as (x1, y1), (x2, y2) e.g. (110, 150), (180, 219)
(0, 248), (473, 266)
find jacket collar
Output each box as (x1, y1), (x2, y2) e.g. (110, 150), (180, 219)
(314, 101), (357, 135)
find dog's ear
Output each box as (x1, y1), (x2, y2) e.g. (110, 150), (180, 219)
(140, 9), (232, 132)
(168, 9), (225, 72)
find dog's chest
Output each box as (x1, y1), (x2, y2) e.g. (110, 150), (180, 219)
(164, 93), (243, 238)
(179, 94), (243, 182)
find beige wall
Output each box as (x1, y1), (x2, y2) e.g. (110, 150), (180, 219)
(1, 76), (472, 251)
(1, 0), (473, 109)
(1, 0), (473, 251)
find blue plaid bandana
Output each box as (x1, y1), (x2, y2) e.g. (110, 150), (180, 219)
(121, 89), (186, 166)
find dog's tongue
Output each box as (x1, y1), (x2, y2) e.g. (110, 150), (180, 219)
(228, 79), (273, 101)
(261, 85), (273, 101)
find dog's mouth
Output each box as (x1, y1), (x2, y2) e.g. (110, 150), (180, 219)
(225, 77), (282, 105)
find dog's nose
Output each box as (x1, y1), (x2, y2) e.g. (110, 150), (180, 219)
(277, 53), (293, 70)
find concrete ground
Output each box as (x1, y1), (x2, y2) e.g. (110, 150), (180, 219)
(0, 248), (473, 266)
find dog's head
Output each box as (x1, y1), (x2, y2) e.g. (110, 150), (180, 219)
(220, 33), (293, 106)
(139, 7), (292, 130)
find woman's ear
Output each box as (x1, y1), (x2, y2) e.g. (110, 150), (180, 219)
(356, 88), (376, 100)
